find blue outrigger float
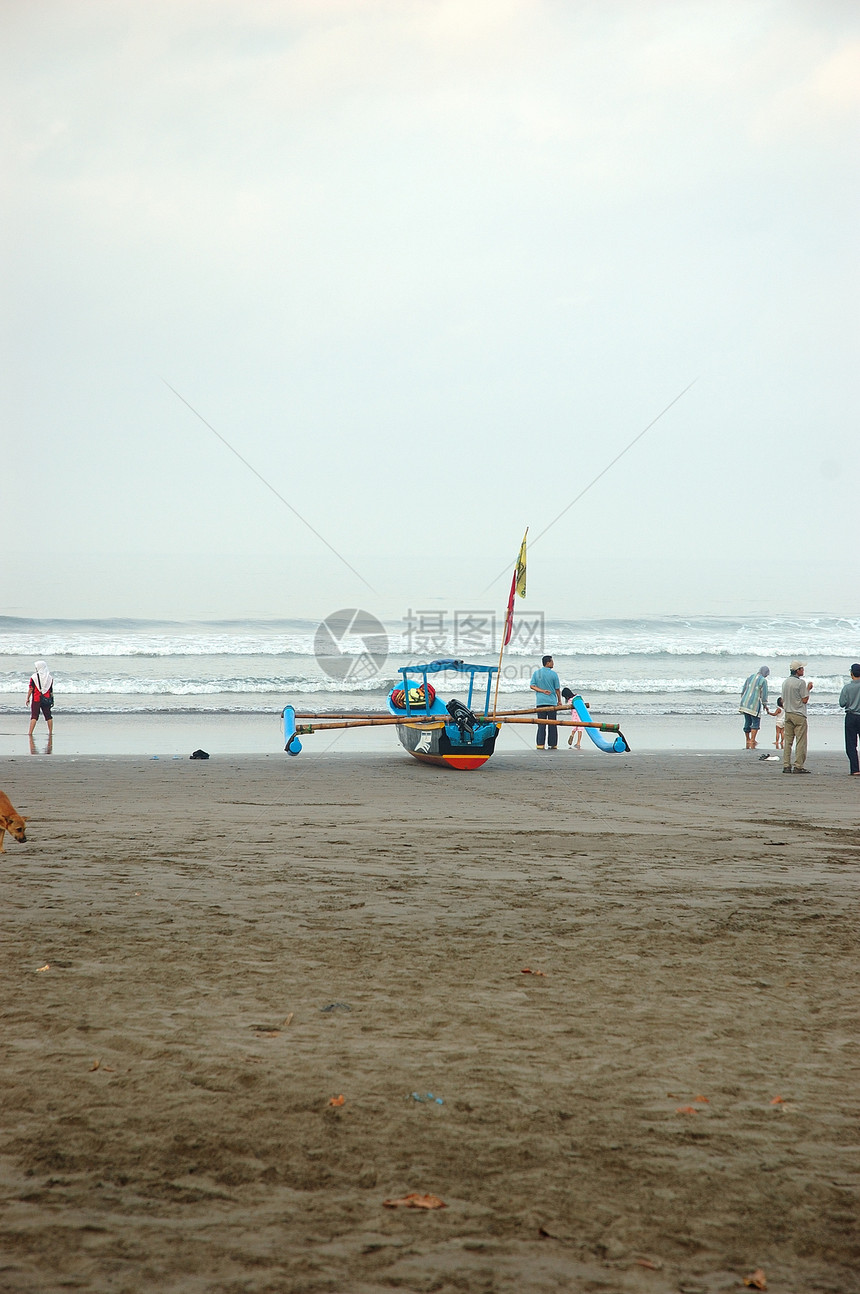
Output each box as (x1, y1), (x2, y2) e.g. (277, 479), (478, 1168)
(282, 658), (628, 770)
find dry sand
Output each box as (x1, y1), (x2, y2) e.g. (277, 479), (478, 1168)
(1, 750), (858, 1294)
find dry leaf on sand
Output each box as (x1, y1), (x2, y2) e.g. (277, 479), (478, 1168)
(635, 1256), (663, 1270)
(770, 1095), (786, 1105)
(743, 1269), (767, 1290)
(383, 1192), (446, 1209)
(90, 1059), (101, 1071)
(693, 1094), (709, 1103)
(676, 1105), (699, 1114)
(36, 964), (50, 972)
(521, 968), (546, 976)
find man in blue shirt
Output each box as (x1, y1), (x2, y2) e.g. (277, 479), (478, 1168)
(530, 654), (561, 750)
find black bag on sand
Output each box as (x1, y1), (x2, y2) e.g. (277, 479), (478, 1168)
(190, 749), (210, 760)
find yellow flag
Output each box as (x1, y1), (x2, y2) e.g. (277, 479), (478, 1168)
(515, 528), (527, 599)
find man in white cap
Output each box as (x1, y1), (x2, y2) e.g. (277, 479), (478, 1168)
(782, 660), (812, 774)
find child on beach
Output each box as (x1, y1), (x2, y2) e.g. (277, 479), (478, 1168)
(561, 687), (583, 750)
(772, 697), (785, 749)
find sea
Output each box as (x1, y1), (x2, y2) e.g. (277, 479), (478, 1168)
(2, 614), (857, 756)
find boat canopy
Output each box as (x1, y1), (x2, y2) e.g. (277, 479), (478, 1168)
(394, 659), (498, 717)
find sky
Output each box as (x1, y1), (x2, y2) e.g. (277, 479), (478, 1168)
(2, 0), (858, 623)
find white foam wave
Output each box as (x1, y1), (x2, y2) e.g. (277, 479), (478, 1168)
(0, 672), (848, 697)
(1, 614), (859, 659)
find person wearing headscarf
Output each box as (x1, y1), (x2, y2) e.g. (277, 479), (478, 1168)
(738, 665), (771, 749)
(27, 661), (54, 737)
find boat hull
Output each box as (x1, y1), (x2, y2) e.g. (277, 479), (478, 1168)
(395, 721), (499, 770)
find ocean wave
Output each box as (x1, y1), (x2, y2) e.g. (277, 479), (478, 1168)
(0, 673), (847, 698)
(1, 614), (859, 659)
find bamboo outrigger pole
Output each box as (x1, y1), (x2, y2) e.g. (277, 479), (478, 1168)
(294, 704), (584, 721)
(295, 716), (616, 734)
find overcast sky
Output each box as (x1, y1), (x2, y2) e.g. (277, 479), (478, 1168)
(2, 0), (858, 622)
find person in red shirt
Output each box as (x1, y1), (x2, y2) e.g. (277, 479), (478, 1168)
(27, 660), (54, 738)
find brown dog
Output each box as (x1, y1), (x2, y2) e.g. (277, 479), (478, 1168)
(0, 792), (28, 851)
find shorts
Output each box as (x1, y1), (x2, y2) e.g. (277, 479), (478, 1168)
(742, 713), (760, 733)
(30, 698), (52, 721)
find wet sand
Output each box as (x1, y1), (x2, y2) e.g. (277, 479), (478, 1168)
(1, 751), (858, 1293)
(2, 708), (846, 757)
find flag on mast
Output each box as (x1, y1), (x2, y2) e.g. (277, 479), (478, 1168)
(503, 528), (528, 646)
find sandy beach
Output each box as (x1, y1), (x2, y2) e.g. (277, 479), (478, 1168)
(1, 750), (858, 1293)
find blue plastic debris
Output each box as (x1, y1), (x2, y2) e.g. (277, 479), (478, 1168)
(408, 1092), (444, 1105)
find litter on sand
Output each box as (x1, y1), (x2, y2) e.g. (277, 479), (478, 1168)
(409, 1092), (444, 1104)
(320, 1002), (351, 1012)
(382, 1193), (447, 1210)
(770, 1095), (786, 1105)
(36, 964), (50, 972)
(521, 967), (546, 976)
(328, 1094), (345, 1107)
(675, 1105), (700, 1114)
(743, 1270), (767, 1290)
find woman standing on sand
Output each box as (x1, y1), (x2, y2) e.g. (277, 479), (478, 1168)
(738, 665), (770, 749)
(27, 660), (54, 738)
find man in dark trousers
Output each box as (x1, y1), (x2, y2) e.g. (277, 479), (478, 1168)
(838, 663), (860, 776)
(530, 654), (561, 751)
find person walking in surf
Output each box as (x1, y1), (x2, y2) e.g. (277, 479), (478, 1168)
(27, 660), (54, 739)
(739, 665), (770, 749)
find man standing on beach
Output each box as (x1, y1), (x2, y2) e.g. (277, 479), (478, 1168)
(782, 660), (812, 774)
(838, 663), (860, 776)
(530, 654), (561, 751)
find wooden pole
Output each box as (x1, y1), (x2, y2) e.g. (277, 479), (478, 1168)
(494, 600), (506, 724)
(296, 715), (618, 734)
(296, 704), (586, 720)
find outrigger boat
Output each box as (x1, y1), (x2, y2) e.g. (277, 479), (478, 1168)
(282, 658), (629, 770)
